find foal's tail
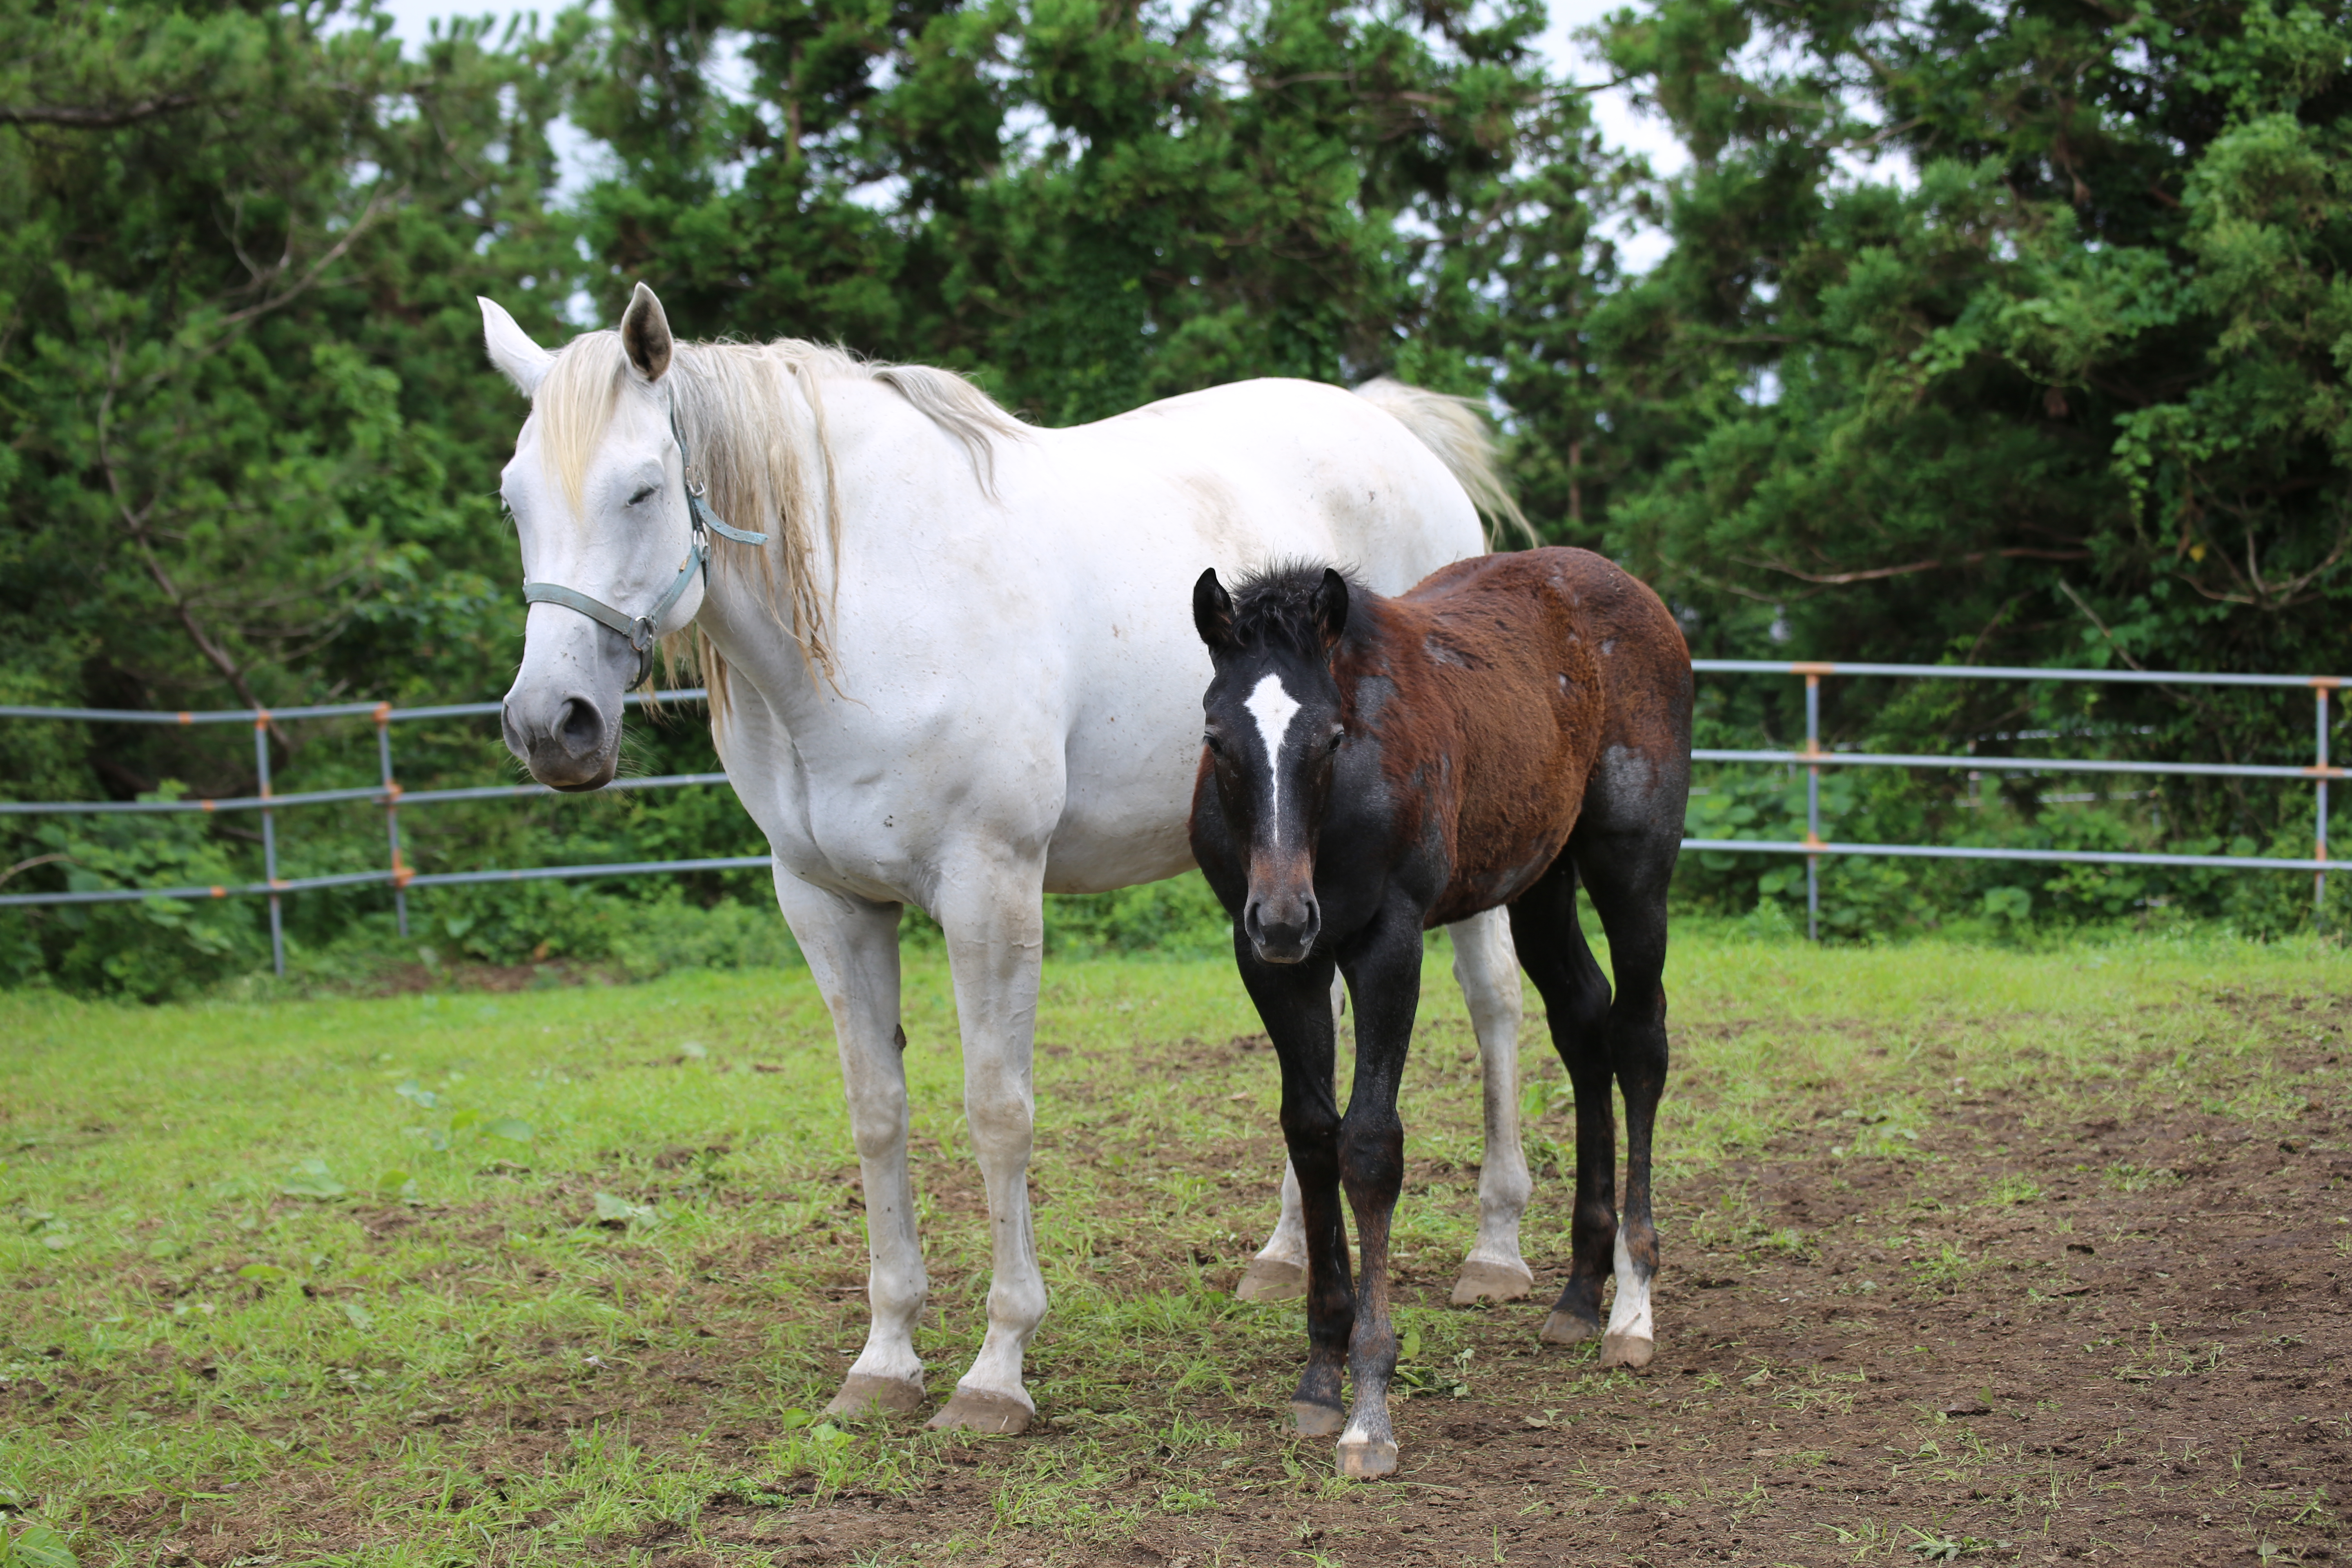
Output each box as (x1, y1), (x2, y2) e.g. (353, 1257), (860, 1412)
(1352, 378), (1535, 548)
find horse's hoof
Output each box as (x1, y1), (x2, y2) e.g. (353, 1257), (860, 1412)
(1335, 1436), (1398, 1478)
(925, 1388), (1033, 1435)
(1539, 1309), (1600, 1345)
(1601, 1330), (1655, 1370)
(1449, 1259), (1535, 1305)
(1235, 1256), (1308, 1302)
(824, 1372), (925, 1419)
(1291, 1399), (1345, 1437)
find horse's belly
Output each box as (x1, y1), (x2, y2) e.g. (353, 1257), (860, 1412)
(1041, 698), (1208, 893)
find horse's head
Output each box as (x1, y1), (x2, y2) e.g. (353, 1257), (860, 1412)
(1192, 565), (1352, 964)
(480, 283), (705, 791)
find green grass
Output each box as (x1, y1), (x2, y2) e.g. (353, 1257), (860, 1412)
(1, 920), (2346, 1564)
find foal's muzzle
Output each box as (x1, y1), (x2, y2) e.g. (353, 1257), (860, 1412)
(1244, 884), (1321, 965)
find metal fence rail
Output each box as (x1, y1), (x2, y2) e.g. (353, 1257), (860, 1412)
(0, 689), (730, 973)
(1682, 660), (2340, 939)
(0, 662), (2340, 966)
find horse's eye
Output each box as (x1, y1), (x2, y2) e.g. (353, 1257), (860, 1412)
(628, 485), (658, 506)
(1328, 731), (1346, 753)
(1203, 732), (1224, 755)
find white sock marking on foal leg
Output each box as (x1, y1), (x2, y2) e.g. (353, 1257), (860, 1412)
(1244, 672), (1301, 840)
(1603, 1232), (1656, 1366)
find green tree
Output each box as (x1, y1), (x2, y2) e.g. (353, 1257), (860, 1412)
(0, 0), (596, 990)
(1577, 0), (2352, 929)
(572, 0), (1609, 420)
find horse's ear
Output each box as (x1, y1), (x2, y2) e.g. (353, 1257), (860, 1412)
(1312, 568), (1350, 652)
(1193, 568), (1235, 652)
(479, 297), (553, 396)
(620, 282), (674, 383)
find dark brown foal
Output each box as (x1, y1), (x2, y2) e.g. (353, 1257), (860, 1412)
(1189, 548), (1692, 1477)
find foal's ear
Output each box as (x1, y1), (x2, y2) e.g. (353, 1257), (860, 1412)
(1192, 568), (1235, 652)
(620, 282), (675, 383)
(479, 296), (554, 396)
(1312, 568), (1350, 651)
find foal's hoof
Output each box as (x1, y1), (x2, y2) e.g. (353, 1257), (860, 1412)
(824, 1372), (925, 1419)
(925, 1388), (1033, 1435)
(1449, 1259), (1536, 1306)
(1235, 1256), (1309, 1302)
(1335, 1436), (1399, 1479)
(1600, 1330), (1656, 1370)
(1539, 1308), (1601, 1345)
(1290, 1399), (1345, 1437)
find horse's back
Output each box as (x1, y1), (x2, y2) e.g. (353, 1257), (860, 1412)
(1378, 548), (1689, 920)
(1050, 377), (1486, 590)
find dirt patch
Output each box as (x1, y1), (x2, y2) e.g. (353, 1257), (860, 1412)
(649, 1047), (2352, 1565)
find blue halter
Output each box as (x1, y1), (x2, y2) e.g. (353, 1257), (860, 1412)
(521, 406), (771, 688)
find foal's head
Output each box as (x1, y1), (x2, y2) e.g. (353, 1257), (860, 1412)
(1192, 565), (1353, 964)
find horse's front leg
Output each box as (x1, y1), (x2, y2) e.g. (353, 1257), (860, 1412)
(773, 873), (929, 1419)
(927, 852), (1052, 1434)
(1238, 944), (1349, 1433)
(1333, 905), (1425, 1479)
(1236, 972), (1350, 1303)
(1446, 908), (1535, 1305)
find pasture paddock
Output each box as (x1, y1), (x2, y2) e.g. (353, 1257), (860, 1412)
(3, 926), (2350, 1565)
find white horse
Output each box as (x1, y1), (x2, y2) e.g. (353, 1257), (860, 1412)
(481, 283), (1539, 1433)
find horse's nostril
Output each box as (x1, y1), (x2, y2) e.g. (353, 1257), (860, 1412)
(556, 697), (603, 756)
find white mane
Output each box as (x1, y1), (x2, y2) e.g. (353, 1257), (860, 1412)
(532, 332), (1027, 698)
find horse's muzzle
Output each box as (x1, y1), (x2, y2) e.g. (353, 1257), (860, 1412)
(503, 687), (620, 791)
(1244, 883), (1321, 965)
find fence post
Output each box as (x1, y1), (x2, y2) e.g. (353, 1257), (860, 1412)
(1804, 670), (1822, 942)
(376, 703), (408, 938)
(2319, 682), (2334, 928)
(254, 713), (283, 977)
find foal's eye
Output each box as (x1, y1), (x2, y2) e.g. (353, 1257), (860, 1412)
(1327, 730), (1346, 753)
(627, 484), (658, 506)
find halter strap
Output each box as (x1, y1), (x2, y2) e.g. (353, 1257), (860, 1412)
(520, 401), (773, 688)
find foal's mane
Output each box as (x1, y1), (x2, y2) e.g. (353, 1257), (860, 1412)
(1224, 561), (1372, 657)
(533, 331), (1026, 706)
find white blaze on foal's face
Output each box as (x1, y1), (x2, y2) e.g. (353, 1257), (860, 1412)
(1243, 671), (1303, 841)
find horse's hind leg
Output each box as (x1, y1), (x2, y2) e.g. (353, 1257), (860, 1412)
(1576, 827), (1679, 1371)
(1508, 862), (1618, 1347)
(774, 875), (930, 1420)
(1447, 908), (1535, 1305)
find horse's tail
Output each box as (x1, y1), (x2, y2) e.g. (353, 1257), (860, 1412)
(1352, 378), (1535, 548)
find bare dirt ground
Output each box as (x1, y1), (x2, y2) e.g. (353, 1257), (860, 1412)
(713, 997), (2352, 1566)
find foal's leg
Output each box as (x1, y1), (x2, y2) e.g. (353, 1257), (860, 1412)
(1238, 944), (1351, 1434)
(773, 874), (929, 1419)
(1236, 973), (1349, 1302)
(927, 854), (1053, 1434)
(1446, 909), (1535, 1305)
(1508, 863), (1620, 1348)
(1577, 835), (1678, 1370)
(1331, 905), (1425, 1479)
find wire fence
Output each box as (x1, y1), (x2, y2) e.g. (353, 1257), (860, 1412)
(1680, 661), (2339, 940)
(0, 660), (2339, 968)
